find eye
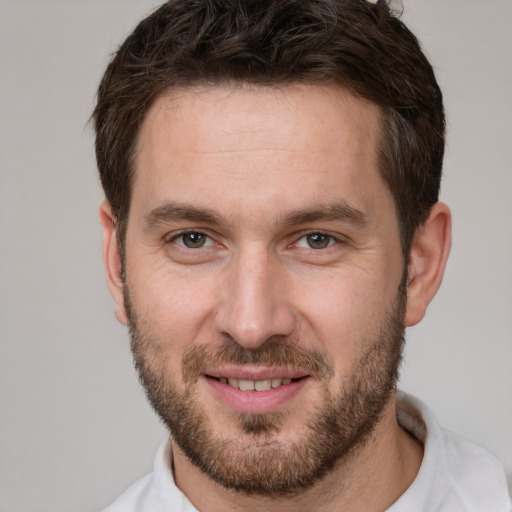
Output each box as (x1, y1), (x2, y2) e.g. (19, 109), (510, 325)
(296, 233), (336, 250)
(173, 231), (214, 249)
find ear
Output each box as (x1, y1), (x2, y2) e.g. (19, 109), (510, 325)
(99, 200), (129, 325)
(404, 202), (451, 327)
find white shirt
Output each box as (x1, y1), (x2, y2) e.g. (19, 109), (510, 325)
(102, 392), (511, 511)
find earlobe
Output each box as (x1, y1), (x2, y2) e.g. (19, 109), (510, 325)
(404, 202), (451, 327)
(99, 200), (129, 326)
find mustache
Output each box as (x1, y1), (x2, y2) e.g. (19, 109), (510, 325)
(182, 337), (334, 384)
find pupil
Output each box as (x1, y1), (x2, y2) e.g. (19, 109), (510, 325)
(184, 233), (205, 248)
(307, 233), (329, 249)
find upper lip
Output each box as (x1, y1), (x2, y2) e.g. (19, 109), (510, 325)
(205, 365), (309, 381)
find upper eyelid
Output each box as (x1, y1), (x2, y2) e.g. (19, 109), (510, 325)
(167, 232), (217, 252)
(294, 233), (338, 246)
(164, 229), (348, 248)
(167, 228), (214, 241)
(294, 230), (346, 242)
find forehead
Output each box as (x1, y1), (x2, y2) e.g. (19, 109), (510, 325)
(132, 84), (392, 226)
(136, 83), (380, 164)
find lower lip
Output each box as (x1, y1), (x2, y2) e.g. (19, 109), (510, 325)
(204, 376), (309, 414)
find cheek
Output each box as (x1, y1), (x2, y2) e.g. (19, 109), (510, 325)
(127, 263), (219, 353)
(292, 268), (397, 372)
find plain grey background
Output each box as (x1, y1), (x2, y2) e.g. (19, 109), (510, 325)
(1, 1), (511, 511)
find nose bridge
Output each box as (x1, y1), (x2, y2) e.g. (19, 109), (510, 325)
(214, 245), (294, 349)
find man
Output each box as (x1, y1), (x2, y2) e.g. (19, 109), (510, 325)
(94, 0), (511, 510)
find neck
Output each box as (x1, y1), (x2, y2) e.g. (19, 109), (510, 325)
(172, 393), (423, 512)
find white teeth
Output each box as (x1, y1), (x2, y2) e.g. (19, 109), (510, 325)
(238, 379), (255, 391)
(254, 379), (272, 391)
(271, 378), (282, 388)
(220, 377), (293, 391)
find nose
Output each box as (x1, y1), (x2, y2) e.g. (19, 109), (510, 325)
(213, 250), (296, 350)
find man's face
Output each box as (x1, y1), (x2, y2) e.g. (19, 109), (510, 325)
(121, 84), (407, 494)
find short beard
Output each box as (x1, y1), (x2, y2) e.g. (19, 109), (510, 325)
(126, 283), (406, 497)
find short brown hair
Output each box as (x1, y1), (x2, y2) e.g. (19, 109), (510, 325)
(93, 0), (445, 258)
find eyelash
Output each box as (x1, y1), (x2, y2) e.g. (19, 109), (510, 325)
(168, 230), (216, 249)
(294, 232), (339, 250)
(166, 230), (343, 251)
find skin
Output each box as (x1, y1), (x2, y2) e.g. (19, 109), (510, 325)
(100, 84), (451, 511)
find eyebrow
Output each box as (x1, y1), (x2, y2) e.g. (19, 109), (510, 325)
(143, 202), (226, 230)
(143, 200), (367, 231)
(283, 202), (368, 228)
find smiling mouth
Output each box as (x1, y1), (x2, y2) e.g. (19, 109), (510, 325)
(206, 376), (305, 391)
